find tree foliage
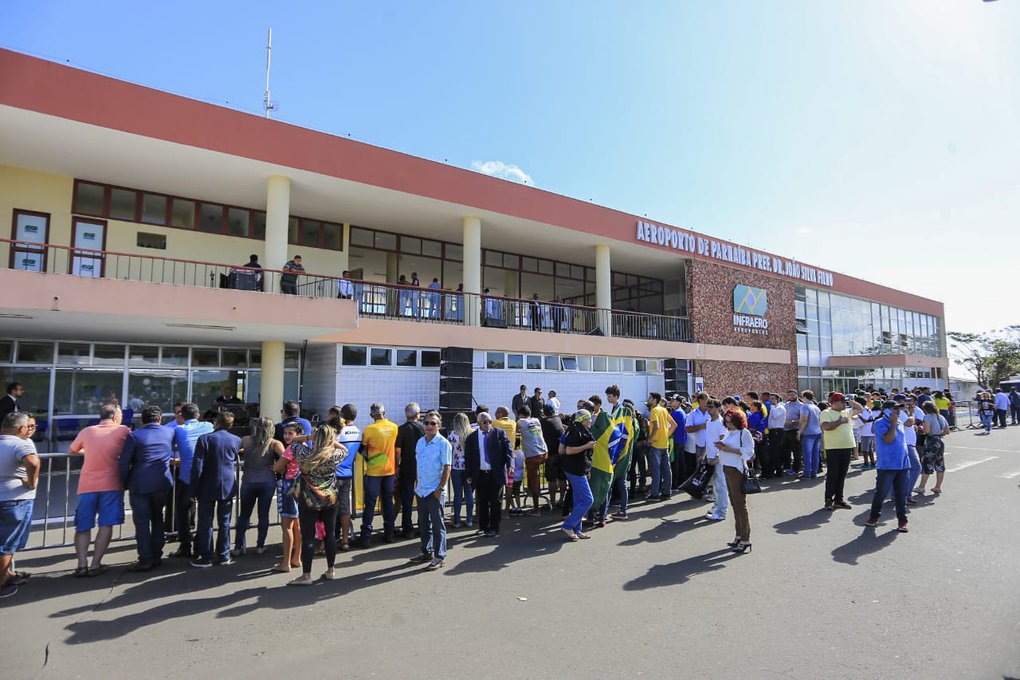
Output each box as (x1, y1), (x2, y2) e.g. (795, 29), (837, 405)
(948, 326), (1020, 387)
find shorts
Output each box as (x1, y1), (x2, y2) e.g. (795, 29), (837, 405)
(0, 499), (34, 554)
(277, 479), (299, 519)
(336, 477), (353, 517)
(525, 454), (547, 490)
(74, 490), (125, 531)
(544, 454), (564, 482)
(859, 436), (874, 454)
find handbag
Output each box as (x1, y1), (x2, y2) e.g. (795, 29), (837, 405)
(741, 465), (762, 495)
(680, 460), (714, 499)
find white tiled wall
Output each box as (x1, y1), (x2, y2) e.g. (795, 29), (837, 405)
(336, 366), (441, 416)
(302, 344), (339, 416)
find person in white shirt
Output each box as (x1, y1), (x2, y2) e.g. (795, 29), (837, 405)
(547, 391), (561, 416)
(685, 392), (711, 457)
(337, 270), (355, 300)
(704, 401), (728, 520)
(765, 393), (786, 479)
(894, 394), (924, 504)
(712, 408), (756, 554)
(855, 397), (877, 469)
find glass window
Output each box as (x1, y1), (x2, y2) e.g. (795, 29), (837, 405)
(127, 369), (187, 414)
(0, 341), (11, 363)
(288, 217), (299, 243)
(161, 346), (189, 366)
(486, 352), (505, 369)
(221, 349), (247, 367)
(190, 370), (233, 410)
(227, 208), (249, 237)
(252, 211), (266, 240)
(249, 350), (261, 367)
(17, 342), (54, 364)
(420, 350), (440, 368)
(192, 348), (219, 367)
(485, 250), (501, 266)
(561, 356), (578, 371)
(350, 227), (374, 247)
(284, 350), (300, 369)
(445, 244), (462, 261)
(342, 345), (367, 366)
(607, 357), (621, 372)
(636, 359), (647, 372)
(507, 353), (524, 370)
(53, 370), (123, 415)
(526, 355), (542, 370)
(109, 188), (137, 220)
(170, 199), (195, 228)
(422, 240), (442, 258)
(370, 348), (392, 366)
(503, 254), (520, 269)
(141, 194), (167, 225)
(74, 182), (105, 216)
(622, 358), (636, 372)
(538, 259), (554, 275)
(543, 355), (558, 371)
(401, 236), (422, 254)
(577, 355), (591, 371)
(374, 231), (397, 250)
(198, 203), (224, 234)
(301, 220), (321, 247)
(0, 367), (50, 418)
(57, 342), (91, 365)
(128, 345), (160, 366)
(92, 344), (125, 365)
(592, 356), (607, 372)
(323, 222), (342, 251)
(396, 349), (417, 367)
(521, 257), (537, 272)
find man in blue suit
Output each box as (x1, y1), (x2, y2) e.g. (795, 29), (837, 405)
(119, 405), (174, 572)
(189, 412), (241, 568)
(464, 411), (514, 537)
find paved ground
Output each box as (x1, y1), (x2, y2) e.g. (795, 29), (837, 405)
(4, 425), (1020, 680)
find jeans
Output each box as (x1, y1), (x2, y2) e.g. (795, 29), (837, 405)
(995, 409), (1008, 428)
(647, 447), (671, 496)
(173, 480), (194, 552)
(612, 472), (629, 514)
(979, 411), (994, 433)
(824, 448), (853, 502)
(906, 445), (922, 494)
(234, 479), (275, 551)
(801, 434), (822, 478)
(1011, 406), (1020, 425)
(398, 474), (417, 534)
(129, 490), (168, 564)
(361, 474), (396, 541)
(562, 472), (593, 534)
(195, 498), (232, 562)
(299, 502), (338, 574)
(417, 492), (447, 559)
(870, 468), (908, 524)
(450, 469), (474, 524)
(710, 462), (729, 518)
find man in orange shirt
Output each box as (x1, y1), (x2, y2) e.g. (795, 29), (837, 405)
(68, 403), (130, 576)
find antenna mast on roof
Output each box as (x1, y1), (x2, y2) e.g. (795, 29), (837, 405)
(264, 28), (278, 118)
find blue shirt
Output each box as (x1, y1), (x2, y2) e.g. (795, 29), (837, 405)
(670, 409), (687, 446)
(173, 419), (214, 480)
(415, 433), (452, 496)
(336, 424), (361, 479)
(873, 415), (909, 470)
(801, 402), (821, 436)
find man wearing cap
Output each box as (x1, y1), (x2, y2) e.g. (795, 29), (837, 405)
(820, 392), (862, 510)
(866, 401), (910, 532)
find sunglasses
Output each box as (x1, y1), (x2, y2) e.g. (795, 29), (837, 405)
(424, 421), (440, 427)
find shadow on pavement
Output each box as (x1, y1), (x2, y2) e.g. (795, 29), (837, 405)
(772, 507), (833, 535)
(617, 515), (708, 546)
(623, 549), (740, 591)
(831, 528), (900, 566)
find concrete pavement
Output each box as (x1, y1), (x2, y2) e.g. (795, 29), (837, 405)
(3, 425), (1019, 680)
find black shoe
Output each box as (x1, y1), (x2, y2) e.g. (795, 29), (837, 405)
(409, 553), (433, 564)
(383, 535), (395, 544)
(190, 557), (213, 569)
(169, 548), (192, 558)
(126, 561), (154, 573)
(152, 558), (163, 568)
(731, 542), (752, 554)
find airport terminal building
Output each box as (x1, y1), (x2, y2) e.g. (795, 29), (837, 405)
(0, 49), (948, 450)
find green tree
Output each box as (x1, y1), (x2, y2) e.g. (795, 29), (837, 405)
(948, 326), (1020, 387)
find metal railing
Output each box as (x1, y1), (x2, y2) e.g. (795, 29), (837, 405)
(2, 237), (690, 341)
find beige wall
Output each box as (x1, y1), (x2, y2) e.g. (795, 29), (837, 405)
(0, 164), (348, 277)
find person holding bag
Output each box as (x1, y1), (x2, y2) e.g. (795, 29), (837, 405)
(712, 408), (755, 554)
(287, 424), (347, 586)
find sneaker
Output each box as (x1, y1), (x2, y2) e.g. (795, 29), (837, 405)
(834, 501), (852, 510)
(452, 520), (461, 528)
(864, 516), (880, 527)
(784, 469), (796, 476)
(644, 495), (661, 502)
(704, 495), (716, 503)
(662, 495), (672, 501)
(483, 531), (497, 538)
(409, 553), (433, 564)
(705, 513), (725, 521)
(897, 523), (909, 533)
(426, 558), (445, 571)
(610, 512), (628, 520)
(824, 502), (834, 511)
(218, 557), (234, 566)
(190, 557), (213, 568)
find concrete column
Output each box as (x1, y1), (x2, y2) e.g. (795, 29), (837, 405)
(463, 216), (482, 327)
(260, 340), (285, 421)
(385, 252), (399, 283)
(503, 270), (518, 299)
(265, 176), (291, 291)
(595, 243), (613, 337)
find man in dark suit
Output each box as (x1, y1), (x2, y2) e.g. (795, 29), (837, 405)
(0, 383), (24, 420)
(119, 405), (174, 572)
(189, 412), (241, 568)
(464, 411), (514, 537)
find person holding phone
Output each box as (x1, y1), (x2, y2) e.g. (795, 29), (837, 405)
(866, 401), (910, 532)
(713, 408), (755, 554)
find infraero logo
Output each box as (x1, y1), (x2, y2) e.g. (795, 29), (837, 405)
(733, 285), (767, 316)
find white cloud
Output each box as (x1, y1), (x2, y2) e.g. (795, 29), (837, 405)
(796, 226), (813, 235)
(471, 160), (534, 185)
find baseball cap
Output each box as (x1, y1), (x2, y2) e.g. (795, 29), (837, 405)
(828, 392), (845, 403)
(668, 393), (682, 402)
(882, 400), (900, 410)
(893, 394), (907, 402)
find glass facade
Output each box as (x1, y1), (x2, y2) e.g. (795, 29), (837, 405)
(0, 340), (301, 452)
(796, 286), (943, 395)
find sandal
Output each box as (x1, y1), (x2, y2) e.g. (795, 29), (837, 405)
(87, 565), (108, 577)
(287, 577), (314, 586)
(7, 574), (29, 586)
(72, 566), (89, 578)
(932, 488), (942, 494)
(271, 564), (291, 573)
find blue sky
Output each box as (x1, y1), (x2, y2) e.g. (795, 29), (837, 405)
(2, 1), (1018, 350)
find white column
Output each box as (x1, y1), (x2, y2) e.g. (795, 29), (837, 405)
(463, 216), (482, 327)
(265, 176), (291, 291)
(260, 340), (285, 421)
(595, 243), (613, 337)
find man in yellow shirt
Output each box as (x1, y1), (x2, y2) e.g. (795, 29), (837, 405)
(492, 407), (518, 517)
(356, 402), (399, 547)
(645, 392), (677, 501)
(820, 392), (862, 511)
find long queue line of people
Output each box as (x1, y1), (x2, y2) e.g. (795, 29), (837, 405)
(0, 381), (955, 598)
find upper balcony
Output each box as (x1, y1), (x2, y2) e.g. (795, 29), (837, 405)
(1, 237), (691, 344)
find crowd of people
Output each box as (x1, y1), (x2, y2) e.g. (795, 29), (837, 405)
(0, 379), (981, 599)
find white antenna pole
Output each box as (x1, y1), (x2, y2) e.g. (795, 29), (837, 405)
(264, 28), (273, 118)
